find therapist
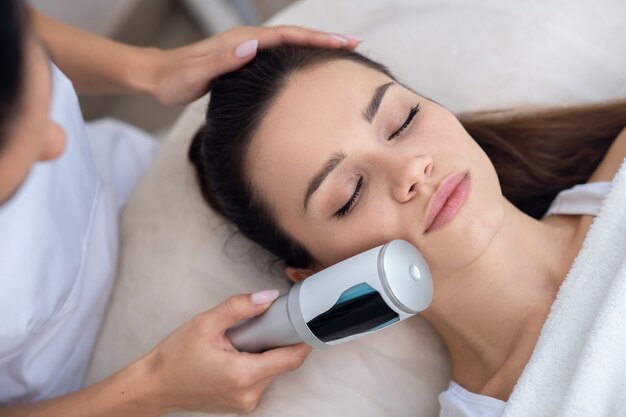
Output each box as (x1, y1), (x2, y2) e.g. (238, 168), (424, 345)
(0, 1), (360, 415)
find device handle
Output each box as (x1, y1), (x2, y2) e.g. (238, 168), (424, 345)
(225, 293), (303, 353)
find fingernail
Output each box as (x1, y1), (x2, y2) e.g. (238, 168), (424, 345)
(251, 289), (280, 305)
(328, 34), (349, 45)
(235, 39), (258, 59)
(343, 34), (364, 43)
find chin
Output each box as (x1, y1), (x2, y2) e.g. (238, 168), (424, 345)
(463, 200), (505, 254)
(416, 202), (503, 273)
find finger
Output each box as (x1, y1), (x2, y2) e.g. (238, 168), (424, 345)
(201, 38), (259, 77)
(211, 27), (363, 77)
(208, 291), (281, 333)
(245, 342), (313, 380)
(257, 26), (363, 51)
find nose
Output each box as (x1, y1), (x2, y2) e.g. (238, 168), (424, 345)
(391, 155), (433, 203)
(38, 121), (67, 162)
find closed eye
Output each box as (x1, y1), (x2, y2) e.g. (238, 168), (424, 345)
(334, 102), (421, 220)
(389, 103), (420, 140)
(335, 176), (364, 219)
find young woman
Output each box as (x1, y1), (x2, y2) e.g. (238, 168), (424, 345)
(0, 0), (361, 414)
(189, 45), (626, 415)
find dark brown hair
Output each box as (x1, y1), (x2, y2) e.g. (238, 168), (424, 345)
(459, 102), (626, 219)
(189, 45), (625, 269)
(0, 0), (28, 151)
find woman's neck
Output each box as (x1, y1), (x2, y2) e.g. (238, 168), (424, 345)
(420, 199), (580, 393)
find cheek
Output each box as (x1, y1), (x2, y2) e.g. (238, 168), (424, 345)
(303, 196), (402, 267)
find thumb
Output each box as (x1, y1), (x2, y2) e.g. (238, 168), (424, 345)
(211, 290), (280, 332)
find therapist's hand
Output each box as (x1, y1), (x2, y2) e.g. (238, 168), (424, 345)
(143, 291), (312, 414)
(148, 25), (362, 106)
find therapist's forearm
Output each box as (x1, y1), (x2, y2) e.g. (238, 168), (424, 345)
(31, 8), (160, 97)
(0, 358), (167, 417)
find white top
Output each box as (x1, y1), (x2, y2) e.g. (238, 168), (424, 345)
(437, 180), (611, 417)
(0, 65), (157, 403)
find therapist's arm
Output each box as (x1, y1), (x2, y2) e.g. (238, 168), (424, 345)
(0, 293), (311, 417)
(30, 8), (360, 106)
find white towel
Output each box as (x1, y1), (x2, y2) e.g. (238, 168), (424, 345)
(502, 157), (626, 417)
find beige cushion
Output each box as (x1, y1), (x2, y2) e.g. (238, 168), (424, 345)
(86, 1), (626, 416)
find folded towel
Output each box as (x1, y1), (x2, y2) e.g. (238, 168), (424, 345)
(502, 158), (626, 416)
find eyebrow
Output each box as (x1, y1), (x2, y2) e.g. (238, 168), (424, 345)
(362, 82), (395, 123)
(303, 151), (346, 212)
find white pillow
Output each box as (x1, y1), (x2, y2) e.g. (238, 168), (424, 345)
(86, 1), (626, 416)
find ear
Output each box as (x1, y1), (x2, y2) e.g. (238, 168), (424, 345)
(284, 266), (318, 284)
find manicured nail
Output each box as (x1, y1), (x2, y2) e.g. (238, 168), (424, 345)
(343, 34), (363, 43)
(328, 34), (349, 45)
(235, 39), (258, 59)
(251, 289), (280, 305)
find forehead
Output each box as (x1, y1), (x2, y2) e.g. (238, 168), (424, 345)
(245, 60), (393, 211)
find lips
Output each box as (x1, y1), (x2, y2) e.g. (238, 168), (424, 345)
(423, 170), (470, 233)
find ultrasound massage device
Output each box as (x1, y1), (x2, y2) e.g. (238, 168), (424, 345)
(226, 239), (433, 353)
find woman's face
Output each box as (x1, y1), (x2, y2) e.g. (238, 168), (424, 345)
(246, 60), (505, 279)
(0, 34), (66, 205)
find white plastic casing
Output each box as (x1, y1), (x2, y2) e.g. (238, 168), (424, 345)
(288, 239), (433, 348)
(226, 240), (433, 352)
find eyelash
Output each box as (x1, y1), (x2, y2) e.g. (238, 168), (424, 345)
(334, 103), (421, 219)
(388, 102), (420, 140)
(336, 177), (364, 218)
